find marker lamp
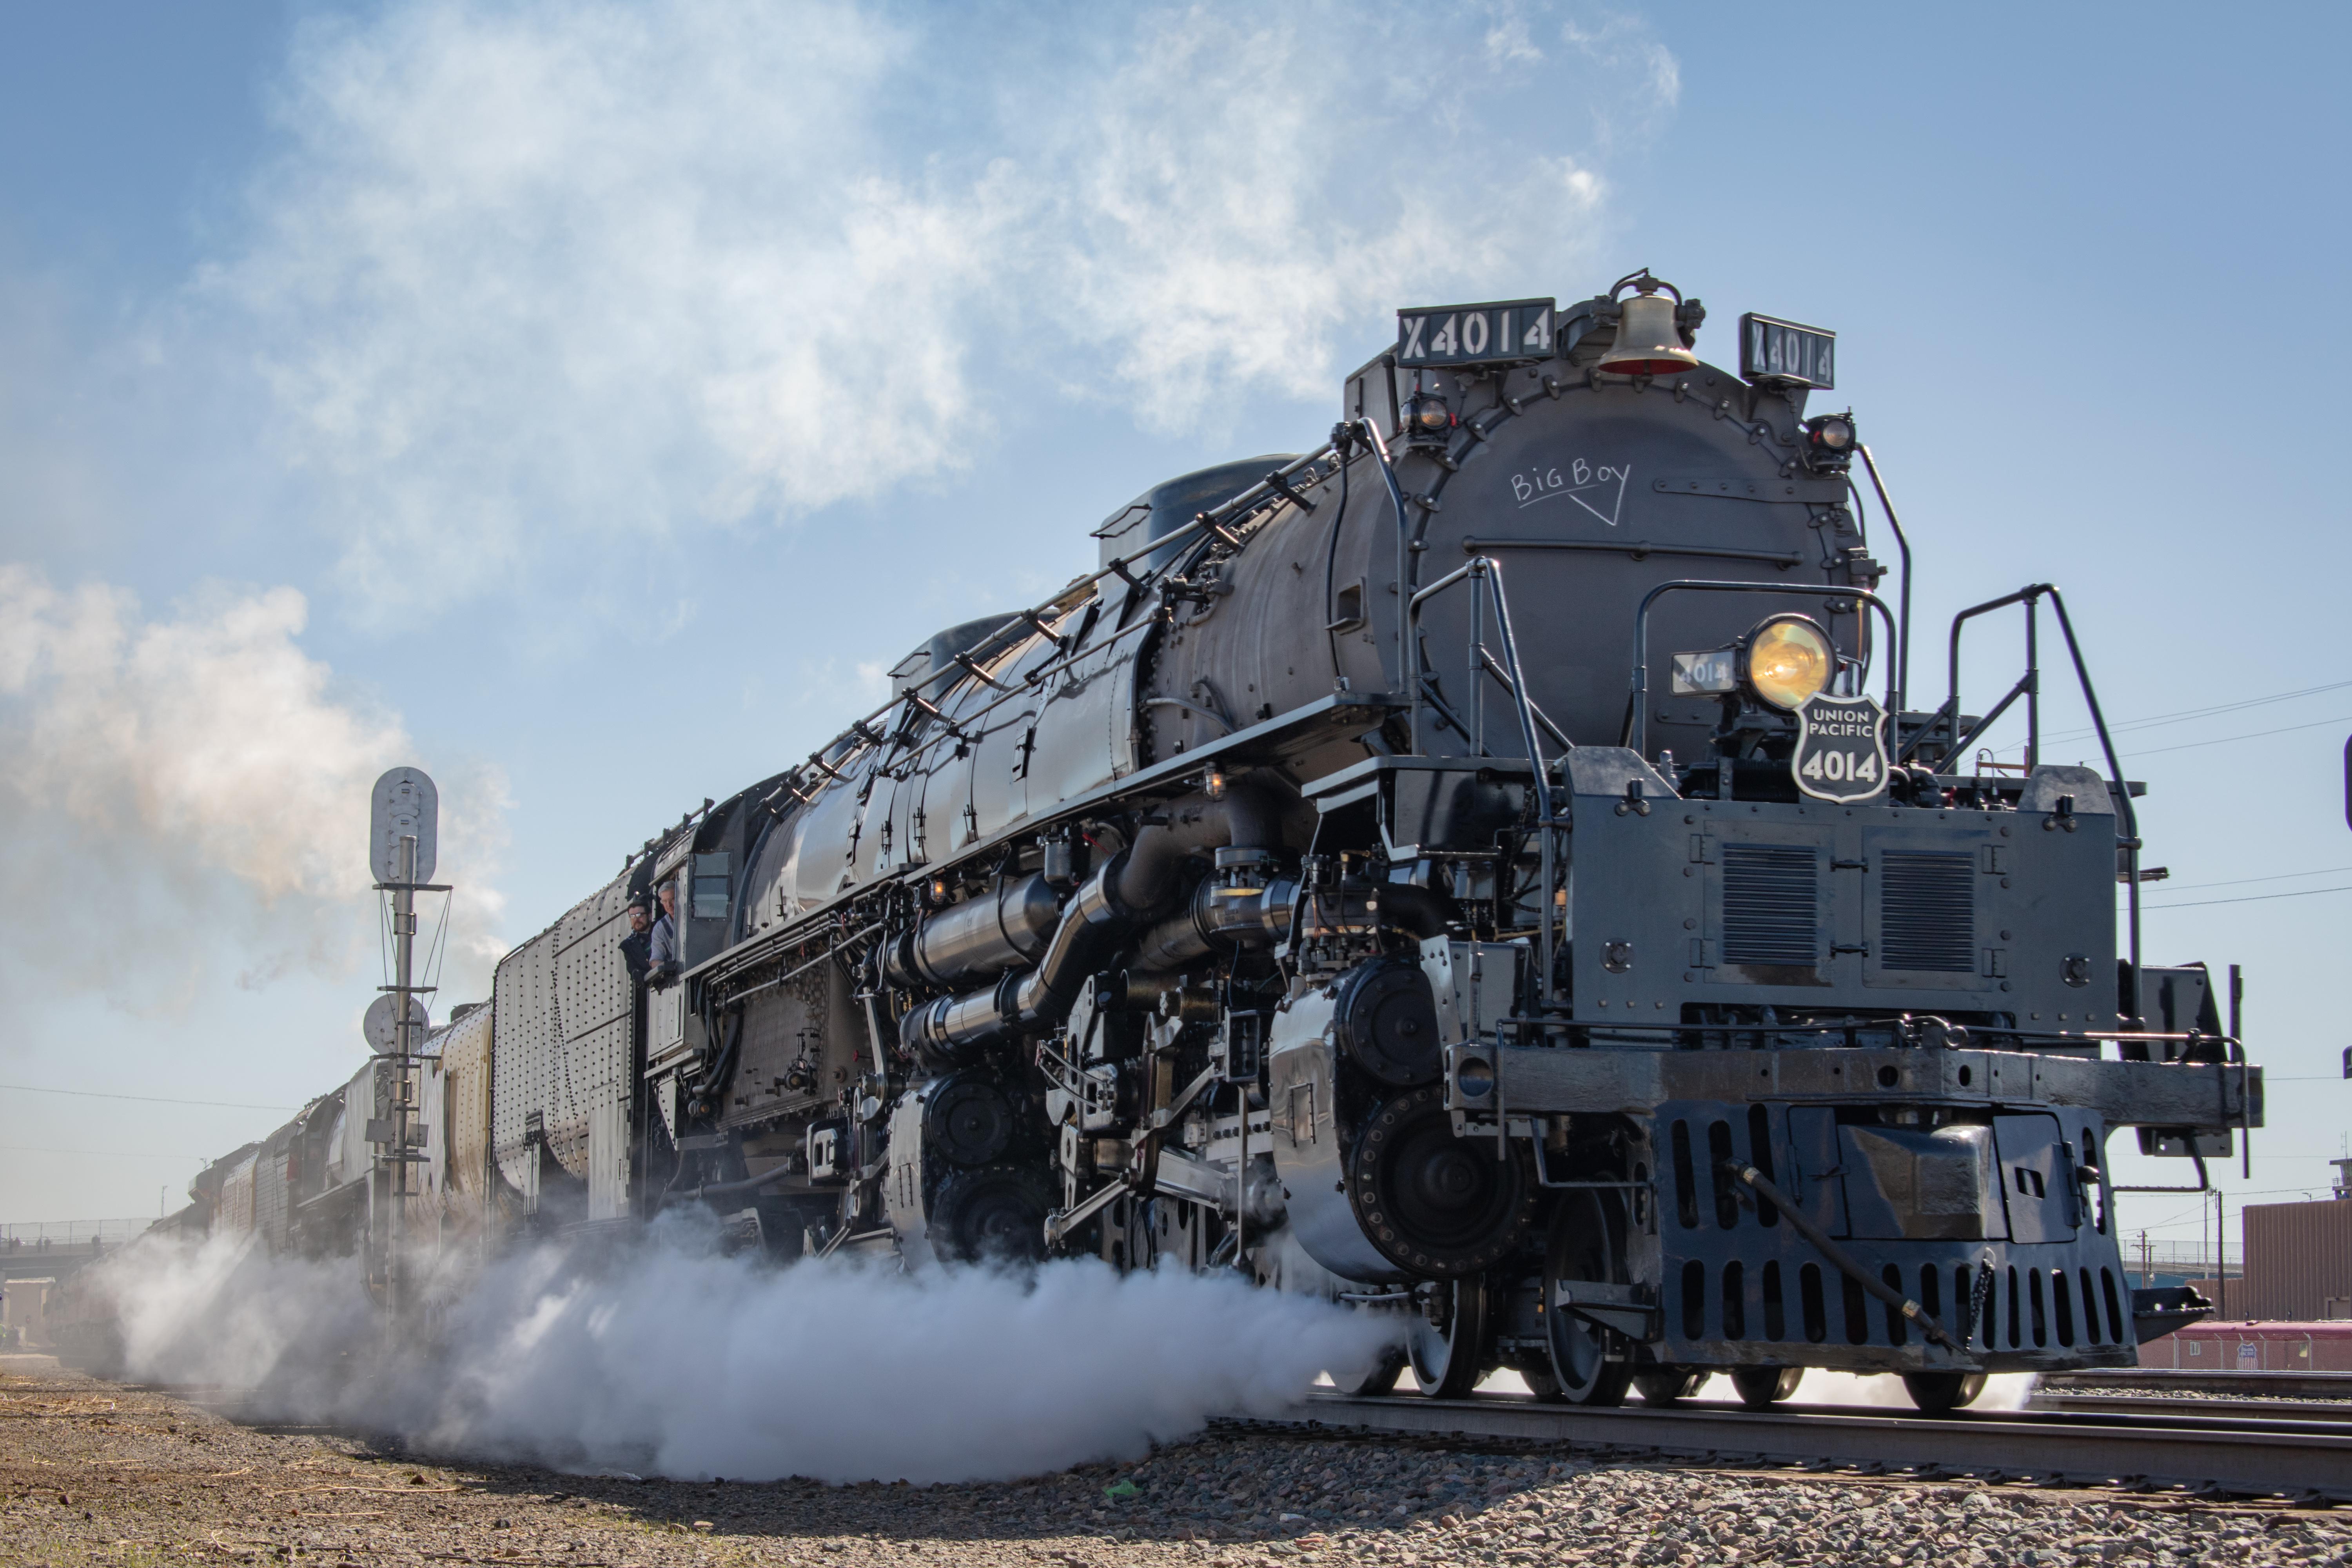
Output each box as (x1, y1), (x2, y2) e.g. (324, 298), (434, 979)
(1404, 390), (1453, 437)
(1744, 617), (1835, 710)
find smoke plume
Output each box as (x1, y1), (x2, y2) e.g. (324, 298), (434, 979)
(0, 565), (507, 1014)
(91, 1227), (1401, 1485)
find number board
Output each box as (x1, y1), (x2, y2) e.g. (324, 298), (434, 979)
(1791, 693), (1887, 803)
(1397, 298), (1556, 369)
(1740, 313), (1836, 389)
(1670, 649), (1737, 695)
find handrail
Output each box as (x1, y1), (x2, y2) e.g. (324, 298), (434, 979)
(1854, 446), (1913, 713)
(1406, 556), (1557, 1005)
(1348, 416), (1416, 671)
(1902, 583), (2144, 1024)
(1624, 581), (1898, 759)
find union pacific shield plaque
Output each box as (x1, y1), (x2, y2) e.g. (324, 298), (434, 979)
(1791, 693), (1889, 803)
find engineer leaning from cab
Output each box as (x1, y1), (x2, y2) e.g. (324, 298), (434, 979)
(617, 893), (653, 986)
(646, 881), (681, 988)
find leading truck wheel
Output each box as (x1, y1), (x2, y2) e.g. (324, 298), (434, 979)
(1902, 1371), (1987, 1413)
(1730, 1367), (1805, 1408)
(1408, 1276), (1491, 1399)
(1334, 1296), (1411, 1396)
(1337, 1348), (1407, 1397)
(1542, 1190), (1635, 1407)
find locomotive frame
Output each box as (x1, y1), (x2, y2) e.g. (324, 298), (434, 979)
(165, 270), (2256, 1415)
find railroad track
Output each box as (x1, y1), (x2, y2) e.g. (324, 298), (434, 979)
(1237, 1393), (2352, 1504)
(2030, 1390), (2352, 1423)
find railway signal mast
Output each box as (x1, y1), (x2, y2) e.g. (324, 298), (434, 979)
(367, 767), (444, 1318)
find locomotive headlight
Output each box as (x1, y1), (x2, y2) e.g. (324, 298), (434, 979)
(1743, 616), (1835, 710)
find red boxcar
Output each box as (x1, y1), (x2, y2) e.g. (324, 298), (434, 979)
(2140, 1320), (2352, 1372)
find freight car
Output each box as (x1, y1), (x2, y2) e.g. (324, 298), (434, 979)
(171, 270), (2259, 1414)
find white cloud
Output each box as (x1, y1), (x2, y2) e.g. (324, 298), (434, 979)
(1561, 11), (1684, 147)
(201, 0), (1677, 615)
(210, 0), (990, 615)
(0, 565), (506, 1014)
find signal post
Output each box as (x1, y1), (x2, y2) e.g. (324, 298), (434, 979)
(367, 767), (445, 1319)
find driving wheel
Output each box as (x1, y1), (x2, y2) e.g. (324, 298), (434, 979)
(1541, 1189), (1635, 1407)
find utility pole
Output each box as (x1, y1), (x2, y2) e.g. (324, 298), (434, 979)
(389, 830), (416, 1315)
(2216, 1188), (2229, 1318)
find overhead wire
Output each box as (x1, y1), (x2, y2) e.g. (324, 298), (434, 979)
(2123, 713), (2352, 758)
(2043, 679), (2352, 740)
(0, 1144), (212, 1161)
(1969, 677), (2352, 764)
(0, 1083), (300, 1111)
(2144, 865), (2352, 893)
(2135, 884), (2352, 911)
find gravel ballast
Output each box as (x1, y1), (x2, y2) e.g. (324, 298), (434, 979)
(5, 1371), (2348, 1567)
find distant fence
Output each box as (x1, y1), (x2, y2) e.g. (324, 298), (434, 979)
(2142, 1321), (2352, 1372)
(0, 1219), (151, 1247)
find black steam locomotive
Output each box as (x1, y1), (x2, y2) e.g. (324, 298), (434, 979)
(175, 270), (2258, 1415)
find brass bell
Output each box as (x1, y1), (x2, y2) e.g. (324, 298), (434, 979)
(1598, 280), (1699, 377)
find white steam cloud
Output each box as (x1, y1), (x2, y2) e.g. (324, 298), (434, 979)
(96, 1231), (1401, 1485)
(0, 565), (507, 1012)
(206, 0), (1671, 614)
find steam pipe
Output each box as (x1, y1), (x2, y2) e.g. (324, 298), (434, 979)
(884, 873), (1061, 988)
(900, 786), (1281, 1051)
(1374, 881), (1456, 940)
(901, 859), (1136, 1053)
(1113, 787), (1278, 911)
(1131, 877), (1299, 972)
(1011, 865), (1135, 1025)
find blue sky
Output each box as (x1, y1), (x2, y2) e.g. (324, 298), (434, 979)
(1, 2), (2344, 1259)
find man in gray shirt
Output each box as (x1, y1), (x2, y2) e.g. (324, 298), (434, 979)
(647, 881), (681, 987)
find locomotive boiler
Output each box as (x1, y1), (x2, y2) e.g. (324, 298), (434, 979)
(178, 270), (2261, 1415)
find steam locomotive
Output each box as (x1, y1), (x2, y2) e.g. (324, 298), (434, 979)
(170, 270), (2259, 1415)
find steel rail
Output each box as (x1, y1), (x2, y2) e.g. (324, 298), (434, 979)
(2031, 1390), (2352, 1424)
(1265, 1392), (2352, 1501)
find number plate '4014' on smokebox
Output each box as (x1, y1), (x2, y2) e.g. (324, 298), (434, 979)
(1791, 693), (1889, 803)
(1396, 298), (1556, 368)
